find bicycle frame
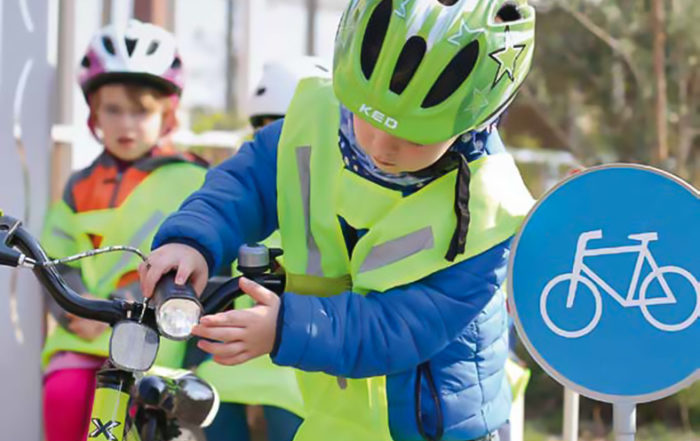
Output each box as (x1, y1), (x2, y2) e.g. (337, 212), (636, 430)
(568, 230), (673, 307)
(89, 369), (134, 441)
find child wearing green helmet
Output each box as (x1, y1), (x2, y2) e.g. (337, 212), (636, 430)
(140, 1), (536, 440)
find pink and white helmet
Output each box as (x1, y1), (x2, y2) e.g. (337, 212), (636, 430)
(78, 19), (183, 99)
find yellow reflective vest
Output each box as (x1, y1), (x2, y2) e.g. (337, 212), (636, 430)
(274, 78), (534, 441)
(41, 162), (206, 368)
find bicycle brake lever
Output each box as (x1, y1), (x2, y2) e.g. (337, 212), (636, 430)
(0, 223), (36, 268)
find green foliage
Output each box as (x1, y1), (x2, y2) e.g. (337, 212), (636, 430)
(675, 381), (700, 432)
(189, 107), (248, 133)
(521, 1), (700, 184)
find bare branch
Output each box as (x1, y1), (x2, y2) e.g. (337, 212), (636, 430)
(555, 2), (646, 96)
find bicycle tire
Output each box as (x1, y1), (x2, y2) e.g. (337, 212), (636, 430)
(540, 273), (603, 338)
(639, 266), (700, 332)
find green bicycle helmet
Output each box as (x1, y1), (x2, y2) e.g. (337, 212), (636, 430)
(333, 0), (535, 144)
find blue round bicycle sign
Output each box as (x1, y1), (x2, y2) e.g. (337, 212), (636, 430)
(509, 164), (699, 403)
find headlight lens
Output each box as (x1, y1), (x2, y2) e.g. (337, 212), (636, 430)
(157, 298), (201, 340)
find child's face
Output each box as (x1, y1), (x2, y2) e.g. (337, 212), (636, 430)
(92, 84), (170, 161)
(353, 114), (458, 174)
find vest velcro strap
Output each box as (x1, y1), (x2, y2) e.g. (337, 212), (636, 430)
(285, 272), (352, 297)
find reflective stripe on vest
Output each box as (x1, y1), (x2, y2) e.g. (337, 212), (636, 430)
(294, 146), (323, 276)
(52, 226), (74, 242)
(359, 226), (434, 273)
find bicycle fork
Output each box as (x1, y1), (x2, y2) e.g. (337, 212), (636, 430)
(88, 369), (134, 441)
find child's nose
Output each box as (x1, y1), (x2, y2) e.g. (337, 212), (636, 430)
(121, 113), (140, 128)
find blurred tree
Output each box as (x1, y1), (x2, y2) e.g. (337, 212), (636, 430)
(675, 381), (700, 432)
(512, 0), (699, 185)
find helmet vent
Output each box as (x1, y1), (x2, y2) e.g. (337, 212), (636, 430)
(256, 87), (266, 96)
(421, 40), (479, 108)
(496, 3), (522, 22)
(171, 57), (182, 69)
(80, 56), (90, 68)
(102, 36), (116, 55)
(125, 38), (137, 56)
(390, 36), (426, 95)
(436, 0), (459, 5)
(146, 40), (160, 55)
(360, 0), (392, 80)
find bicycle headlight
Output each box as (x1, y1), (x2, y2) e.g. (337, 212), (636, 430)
(157, 297), (202, 340)
(153, 273), (202, 340)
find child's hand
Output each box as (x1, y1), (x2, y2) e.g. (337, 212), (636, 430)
(192, 277), (280, 366)
(67, 313), (108, 341)
(138, 243), (209, 298)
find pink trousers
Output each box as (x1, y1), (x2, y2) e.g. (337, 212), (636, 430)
(43, 367), (100, 441)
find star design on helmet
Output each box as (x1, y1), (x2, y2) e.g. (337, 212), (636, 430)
(448, 18), (484, 46)
(394, 0), (413, 18)
(488, 26), (526, 89)
(464, 87), (490, 115)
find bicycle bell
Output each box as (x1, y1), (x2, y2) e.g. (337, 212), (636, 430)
(237, 243), (282, 276)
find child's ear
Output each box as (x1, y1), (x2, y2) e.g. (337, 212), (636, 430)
(160, 108), (179, 136)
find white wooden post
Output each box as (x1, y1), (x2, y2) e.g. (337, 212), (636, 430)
(0, 1), (53, 439)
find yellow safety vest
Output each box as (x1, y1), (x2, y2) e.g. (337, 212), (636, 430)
(276, 78), (534, 441)
(41, 163), (206, 368)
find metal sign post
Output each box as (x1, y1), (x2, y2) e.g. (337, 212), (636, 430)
(613, 402), (636, 441)
(509, 165), (700, 441)
(562, 389), (579, 441)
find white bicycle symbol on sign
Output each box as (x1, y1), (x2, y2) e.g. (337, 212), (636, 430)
(541, 230), (700, 338)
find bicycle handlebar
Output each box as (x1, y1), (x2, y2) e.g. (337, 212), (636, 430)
(1, 215), (127, 324)
(0, 215), (285, 328)
(200, 273), (284, 316)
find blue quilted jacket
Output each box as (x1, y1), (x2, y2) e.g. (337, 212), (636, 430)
(154, 120), (512, 440)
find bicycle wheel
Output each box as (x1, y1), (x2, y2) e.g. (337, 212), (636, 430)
(540, 274), (603, 338)
(640, 266), (700, 332)
(140, 416), (160, 441)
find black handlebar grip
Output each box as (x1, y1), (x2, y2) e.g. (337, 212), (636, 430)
(152, 272), (198, 308)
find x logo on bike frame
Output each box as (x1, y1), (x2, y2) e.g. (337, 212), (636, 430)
(89, 418), (121, 441)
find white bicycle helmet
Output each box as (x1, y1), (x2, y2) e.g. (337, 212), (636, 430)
(78, 19), (184, 99)
(248, 56), (331, 128)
